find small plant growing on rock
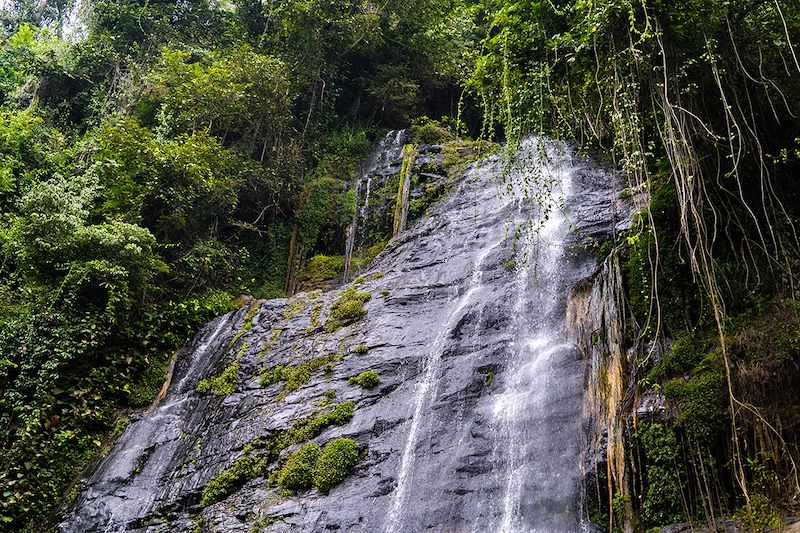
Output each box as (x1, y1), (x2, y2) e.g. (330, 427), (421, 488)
(348, 370), (381, 389)
(353, 345), (370, 355)
(269, 402), (354, 453)
(502, 259), (517, 271)
(196, 362), (240, 397)
(276, 443), (321, 490)
(260, 356), (340, 394)
(259, 365), (285, 387)
(312, 438), (360, 494)
(200, 454), (266, 507)
(195, 379), (211, 394)
(326, 288), (371, 332)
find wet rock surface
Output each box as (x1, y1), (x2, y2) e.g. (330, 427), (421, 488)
(61, 137), (628, 533)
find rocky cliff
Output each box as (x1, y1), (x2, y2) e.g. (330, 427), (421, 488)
(61, 136), (631, 533)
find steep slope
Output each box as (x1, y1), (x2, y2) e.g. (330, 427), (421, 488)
(61, 137), (629, 532)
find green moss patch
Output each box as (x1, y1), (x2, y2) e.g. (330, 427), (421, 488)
(269, 402), (354, 454)
(259, 354), (340, 394)
(275, 443), (321, 490)
(274, 438), (360, 495)
(200, 402), (356, 507)
(200, 454), (267, 507)
(312, 438), (360, 494)
(326, 288), (371, 332)
(196, 361), (240, 397)
(348, 370), (380, 389)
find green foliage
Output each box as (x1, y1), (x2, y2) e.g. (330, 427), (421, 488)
(142, 47), (293, 146)
(276, 443), (321, 491)
(0, 110), (63, 205)
(663, 352), (727, 445)
(259, 355), (338, 394)
(305, 255), (345, 283)
(268, 403), (354, 454)
(312, 438), (359, 494)
(645, 333), (705, 385)
(348, 371), (381, 389)
(353, 345), (370, 355)
(197, 362), (240, 397)
(635, 424), (686, 527)
(326, 288), (372, 332)
(296, 177), (354, 252)
(200, 454), (267, 507)
(733, 493), (783, 531)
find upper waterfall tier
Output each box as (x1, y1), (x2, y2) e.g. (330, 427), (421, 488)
(61, 137), (631, 533)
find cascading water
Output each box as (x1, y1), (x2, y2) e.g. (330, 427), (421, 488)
(344, 130), (409, 279)
(382, 138), (600, 533)
(60, 313), (241, 532)
(387, 237), (503, 532)
(60, 135), (627, 533)
(489, 141), (585, 533)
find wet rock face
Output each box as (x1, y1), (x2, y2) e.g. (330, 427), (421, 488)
(61, 138), (627, 533)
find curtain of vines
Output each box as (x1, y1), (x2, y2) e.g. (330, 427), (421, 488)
(472, 0), (800, 529)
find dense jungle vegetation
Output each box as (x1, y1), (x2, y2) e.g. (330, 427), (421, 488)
(0, 0), (798, 531)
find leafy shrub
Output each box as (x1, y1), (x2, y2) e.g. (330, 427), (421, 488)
(312, 438), (359, 494)
(269, 402), (354, 453)
(305, 255), (345, 282)
(200, 454), (267, 507)
(276, 443), (321, 490)
(326, 288), (372, 332)
(196, 362), (239, 397)
(348, 370), (381, 389)
(663, 352), (726, 444)
(411, 117), (456, 145)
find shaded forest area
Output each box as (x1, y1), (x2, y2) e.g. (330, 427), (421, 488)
(1, 0), (799, 531)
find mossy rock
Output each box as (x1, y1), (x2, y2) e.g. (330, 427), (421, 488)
(348, 370), (380, 389)
(326, 288), (372, 332)
(312, 438), (360, 494)
(411, 121), (455, 145)
(200, 454), (266, 507)
(276, 443), (321, 491)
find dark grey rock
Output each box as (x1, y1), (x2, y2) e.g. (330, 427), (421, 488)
(60, 138), (627, 533)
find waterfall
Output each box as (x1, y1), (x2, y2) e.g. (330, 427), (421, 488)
(60, 136), (626, 533)
(344, 130), (409, 279)
(59, 312), (241, 532)
(384, 138), (609, 532)
(488, 141), (584, 533)
(386, 237), (503, 531)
